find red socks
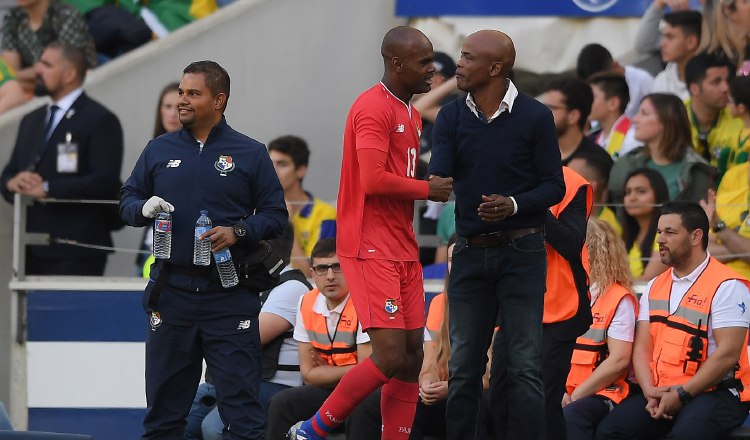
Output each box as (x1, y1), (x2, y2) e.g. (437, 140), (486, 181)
(381, 378), (419, 440)
(310, 357), (389, 436)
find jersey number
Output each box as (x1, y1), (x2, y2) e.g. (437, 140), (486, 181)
(406, 147), (417, 178)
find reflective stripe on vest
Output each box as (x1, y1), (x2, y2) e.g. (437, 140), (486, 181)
(300, 289), (359, 366)
(649, 258), (750, 401)
(543, 167), (594, 324)
(566, 283), (636, 404)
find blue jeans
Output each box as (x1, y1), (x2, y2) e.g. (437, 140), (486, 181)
(446, 233), (547, 440)
(201, 381), (291, 440)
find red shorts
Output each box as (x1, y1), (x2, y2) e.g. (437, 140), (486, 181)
(338, 256), (425, 331)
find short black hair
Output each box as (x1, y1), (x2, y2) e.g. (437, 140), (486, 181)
(576, 43), (613, 81)
(268, 135), (310, 168)
(570, 149), (613, 183)
(660, 201), (710, 250)
(662, 10), (703, 39)
(46, 41), (88, 83)
(587, 72), (630, 115)
(311, 238), (337, 263)
(544, 76), (593, 129)
(183, 60), (230, 109)
(730, 75), (750, 107)
(684, 52), (733, 87)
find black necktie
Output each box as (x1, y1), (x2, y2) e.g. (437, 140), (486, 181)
(44, 104), (60, 140)
(36, 104), (60, 162)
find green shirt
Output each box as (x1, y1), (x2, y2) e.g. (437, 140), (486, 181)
(647, 159), (682, 200)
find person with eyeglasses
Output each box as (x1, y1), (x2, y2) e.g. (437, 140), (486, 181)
(266, 238), (375, 440)
(683, 52), (743, 181)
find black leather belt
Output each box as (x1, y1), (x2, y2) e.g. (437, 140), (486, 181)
(467, 226), (543, 247)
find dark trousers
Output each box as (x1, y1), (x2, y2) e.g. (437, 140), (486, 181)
(26, 253), (107, 276)
(595, 390), (749, 440)
(563, 395), (613, 440)
(142, 285), (263, 440)
(446, 233), (547, 440)
(265, 384), (379, 440)
(491, 326), (575, 440)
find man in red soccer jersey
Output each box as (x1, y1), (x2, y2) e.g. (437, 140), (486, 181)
(288, 26), (453, 440)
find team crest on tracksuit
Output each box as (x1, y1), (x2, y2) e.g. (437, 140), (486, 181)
(385, 299), (399, 314)
(214, 155), (235, 176)
(150, 311), (162, 329)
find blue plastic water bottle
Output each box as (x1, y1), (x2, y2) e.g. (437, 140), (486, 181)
(214, 248), (239, 288)
(153, 212), (172, 259)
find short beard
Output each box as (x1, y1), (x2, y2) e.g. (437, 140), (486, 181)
(33, 77), (50, 97)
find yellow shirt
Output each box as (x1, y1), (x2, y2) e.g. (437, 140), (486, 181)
(293, 194), (337, 256)
(715, 162), (750, 278)
(597, 206), (622, 237)
(685, 99), (743, 178)
(629, 239), (659, 278)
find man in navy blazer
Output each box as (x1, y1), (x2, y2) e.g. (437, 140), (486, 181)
(0, 41), (123, 276)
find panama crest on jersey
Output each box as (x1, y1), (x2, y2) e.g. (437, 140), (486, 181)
(385, 299), (399, 314)
(215, 155), (235, 176)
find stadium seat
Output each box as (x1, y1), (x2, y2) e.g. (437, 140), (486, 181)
(0, 433), (93, 439)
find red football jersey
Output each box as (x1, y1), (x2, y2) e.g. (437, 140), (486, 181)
(337, 83), (425, 261)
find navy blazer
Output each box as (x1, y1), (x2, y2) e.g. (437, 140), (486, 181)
(0, 92), (124, 259)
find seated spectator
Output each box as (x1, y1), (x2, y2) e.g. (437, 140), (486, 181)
(701, 0), (750, 64)
(596, 201), (750, 440)
(0, 57), (28, 113)
(268, 135), (336, 274)
(586, 72), (640, 158)
(67, 0), (151, 62)
(723, 71), (750, 168)
(684, 52), (743, 177)
(139, 82), (181, 277)
(541, 76), (615, 168)
(652, 10), (703, 100)
(701, 161), (750, 278)
(563, 219), (637, 440)
(621, 168), (670, 281)
(634, 0), (702, 76)
(184, 223), (313, 440)
(567, 150), (622, 236)
(577, 43), (654, 118)
(265, 238), (373, 440)
(609, 93), (716, 203)
(1, 0), (97, 93)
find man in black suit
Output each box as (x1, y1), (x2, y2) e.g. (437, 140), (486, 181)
(0, 41), (123, 276)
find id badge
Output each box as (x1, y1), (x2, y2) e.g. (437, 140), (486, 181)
(56, 133), (78, 173)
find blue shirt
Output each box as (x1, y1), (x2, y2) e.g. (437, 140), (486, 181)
(429, 92), (565, 237)
(120, 117), (288, 290)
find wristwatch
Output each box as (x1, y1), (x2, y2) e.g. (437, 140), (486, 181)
(712, 220), (727, 234)
(676, 385), (693, 404)
(233, 223), (247, 240)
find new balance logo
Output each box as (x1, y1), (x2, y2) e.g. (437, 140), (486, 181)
(166, 159), (181, 168)
(237, 320), (251, 330)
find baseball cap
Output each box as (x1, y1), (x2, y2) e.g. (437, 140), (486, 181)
(433, 52), (456, 78)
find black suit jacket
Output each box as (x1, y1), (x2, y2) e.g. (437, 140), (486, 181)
(0, 92), (124, 260)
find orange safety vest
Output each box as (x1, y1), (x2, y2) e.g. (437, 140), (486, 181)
(426, 292), (446, 342)
(543, 167), (594, 324)
(566, 283), (637, 403)
(649, 258), (750, 401)
(300, 289), (359, 367)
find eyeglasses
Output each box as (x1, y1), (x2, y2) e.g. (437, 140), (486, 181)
(312, 263), (342, 276)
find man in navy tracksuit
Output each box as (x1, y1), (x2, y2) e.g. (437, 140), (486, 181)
(120, 61), (287, 440)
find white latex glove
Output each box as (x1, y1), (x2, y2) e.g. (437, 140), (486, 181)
(142, 196), (175, 218)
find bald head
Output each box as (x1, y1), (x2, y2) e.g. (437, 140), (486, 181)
(381, 26), (432, 64)
(465, 30), (515, 76)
